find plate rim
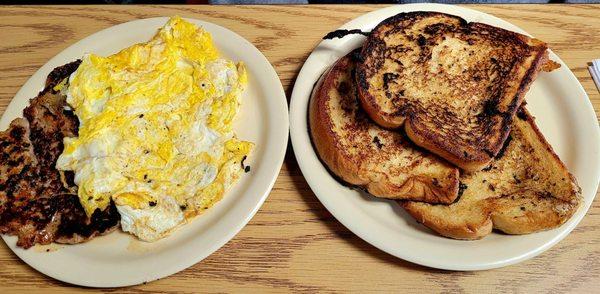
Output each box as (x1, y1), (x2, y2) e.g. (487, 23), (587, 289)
(289, 3), (600, 271)
(0, 16), (289, 287)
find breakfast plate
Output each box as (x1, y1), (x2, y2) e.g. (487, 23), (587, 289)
(0, 17), (288, 286)
(289, 3), (600, 270)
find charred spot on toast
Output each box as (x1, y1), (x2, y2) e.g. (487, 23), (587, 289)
(458, 182), (468, 195)
(423, 23), (454, 35)
(450, 182), (468, 204)
(482, 164), (494, 171)
(383, 73), (399, 91)
(482, 99), (501, 117)
(417, 35), (427, 47)
(338, 79), (351, 96)
(495, 135), (513, 160)
(372, 136), (384, 149)
(322, 29), (369, 40)
(351, 50), (364, 63)
(516, 107), (528, 121)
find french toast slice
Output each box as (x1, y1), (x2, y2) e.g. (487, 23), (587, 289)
(356, 12), (548, 171)
(309, 51), (460, 203)
(402, 108), (581, 240)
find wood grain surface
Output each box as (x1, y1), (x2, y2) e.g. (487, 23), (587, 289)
(0, 4), (599, 293)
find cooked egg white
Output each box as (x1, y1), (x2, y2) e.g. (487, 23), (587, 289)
(56, 16), (252, 242)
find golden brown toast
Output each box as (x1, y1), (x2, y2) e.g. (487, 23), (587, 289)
(402, 108), (581, 239)
(356, 12), (548, 171)
(309, 51), (460, 203)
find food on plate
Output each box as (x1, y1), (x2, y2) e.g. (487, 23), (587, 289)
(0, 62), (120, 248)
(0, 16), (252, 247)
(403, 108), (581, 239)
(310, 11), (580, 240)
(54, 16), (252, 242)
(355, 12), (549, 171)
(309, 50), (459, 203)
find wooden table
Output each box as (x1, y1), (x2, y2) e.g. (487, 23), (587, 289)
(1, 4), (599, 292)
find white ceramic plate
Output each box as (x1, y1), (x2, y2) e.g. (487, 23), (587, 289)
(290, 3), (600, 271)
(0, 17), (288, 287)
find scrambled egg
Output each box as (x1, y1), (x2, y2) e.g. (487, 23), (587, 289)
(56, 17), (252, 241)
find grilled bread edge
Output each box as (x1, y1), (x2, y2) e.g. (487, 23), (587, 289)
(309, 51), (460, 203)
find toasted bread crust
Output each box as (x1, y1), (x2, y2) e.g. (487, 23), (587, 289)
(407, 207), (493, 240)
(403, 108), (581, 240)
(356, 12), (548, 171)
(309, 51), (459, 203)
